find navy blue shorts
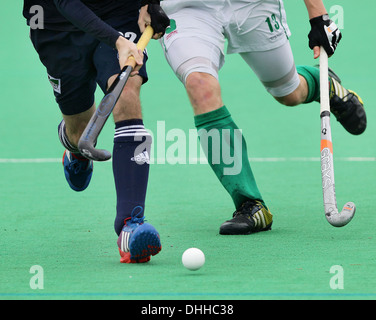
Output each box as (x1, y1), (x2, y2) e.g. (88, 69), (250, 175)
(30, 15), (148, 116)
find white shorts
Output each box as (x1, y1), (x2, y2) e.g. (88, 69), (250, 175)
(160, 0), (300, 97)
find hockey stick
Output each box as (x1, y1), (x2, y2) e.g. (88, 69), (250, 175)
(320, 46), (356, 227)
(78, 26), (154, 161)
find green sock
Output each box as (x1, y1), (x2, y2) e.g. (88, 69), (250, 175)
(194, 106), (264, 209)
(297, 65), (349, 103)
(296, 65), (321, 103)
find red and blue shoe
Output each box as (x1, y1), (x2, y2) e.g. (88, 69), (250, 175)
(62, 150), (93, 192)
(117, 211), (161, 263)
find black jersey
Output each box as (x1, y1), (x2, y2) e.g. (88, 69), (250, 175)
(23, 0), (141, 47)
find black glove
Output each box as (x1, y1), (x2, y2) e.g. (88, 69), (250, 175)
(308, 14), (342, 56)
(141, 0), (170, 36)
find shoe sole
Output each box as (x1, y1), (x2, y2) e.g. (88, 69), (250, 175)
(219, 222), (272, 235)
(128, 223), (162, 262)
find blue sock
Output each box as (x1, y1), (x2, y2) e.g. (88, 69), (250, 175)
(113, 119), (152, 235)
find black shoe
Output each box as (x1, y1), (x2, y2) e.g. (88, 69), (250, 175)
(328, 68), (367, 135)
(219, 200), (273, 235)
(330, 90), (366, 135)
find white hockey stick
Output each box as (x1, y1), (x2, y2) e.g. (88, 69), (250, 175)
(320, 47), (356, 227)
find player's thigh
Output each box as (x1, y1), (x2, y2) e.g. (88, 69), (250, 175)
(240, 41), (300, 98)
(30, 28), (98, 116)
(160, 7), (225, 84)
(164, 37), (224, 86)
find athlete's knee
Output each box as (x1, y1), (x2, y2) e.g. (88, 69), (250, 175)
(274, 85), (307, 107)
(119, 84), (139, 106)
(113, 77), (142, 121)
(275, 92), (301, 106)
(274, 75), (308, 107)
(185, 72), (212, 95)
(186, 72), (223, 113)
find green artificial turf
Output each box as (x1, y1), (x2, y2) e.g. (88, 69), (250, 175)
(0, 0), (375, 301)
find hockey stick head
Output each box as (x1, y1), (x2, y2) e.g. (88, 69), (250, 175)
(78, 140), (111, 162)
(325, 202), (356, 227)
(78, 93), (118, 162)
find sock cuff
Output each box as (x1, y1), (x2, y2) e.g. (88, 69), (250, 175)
(194, 106), (231, 128)
(114, 119), (151, 143)
(115, 119), (144, 129)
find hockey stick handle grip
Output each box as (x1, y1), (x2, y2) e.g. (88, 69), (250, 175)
(124, 26), (154, 68)
(319, 47), (330, 114)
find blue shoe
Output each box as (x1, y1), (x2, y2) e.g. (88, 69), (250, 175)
(117, 207), (161, 263)
(62, 150), (93, 191)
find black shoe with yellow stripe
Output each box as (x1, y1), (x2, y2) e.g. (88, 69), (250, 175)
(328, 68), (367, 135)
(219, 200), (273, 235)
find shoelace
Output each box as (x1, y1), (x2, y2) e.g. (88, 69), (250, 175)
(124, 206), (145, 225)
(68, 158), (89, 174)
(233, 200), (260, 218)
